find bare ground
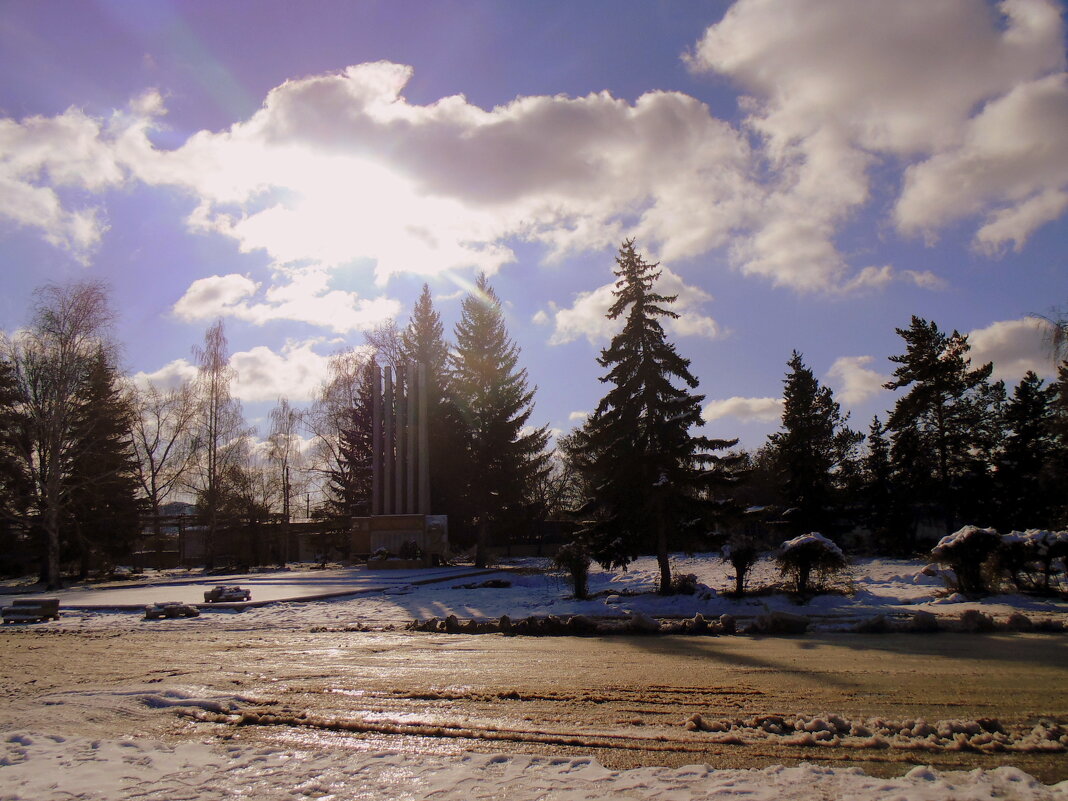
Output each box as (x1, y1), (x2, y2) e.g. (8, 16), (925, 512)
(1, 628), (1065, 782)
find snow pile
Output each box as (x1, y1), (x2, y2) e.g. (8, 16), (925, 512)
(686, 713), (1068, 754)
(1002, 530), (1068, 553)
(779, 532), (845, 559)
(2, 732), (1066, 801)
(931, 526), (1000, 559)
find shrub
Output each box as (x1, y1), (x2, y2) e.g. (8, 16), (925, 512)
(721, 534), (763, 596)
(398, 540), (424, 560)
(931, 526), (1001, 596)
(553, 540), (592, 600)
(775, 532), (847, 595)
(671, 572), (700, 595)
(1000, 529), (1068, 594)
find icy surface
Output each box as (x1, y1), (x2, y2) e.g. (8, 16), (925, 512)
(2, 732), (1066, 801)
(3, 555), (1065, 631)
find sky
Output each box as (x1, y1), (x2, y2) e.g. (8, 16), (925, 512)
(1, 0), (1066, 452)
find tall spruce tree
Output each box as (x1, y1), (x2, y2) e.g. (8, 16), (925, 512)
(332, 359), (374, 516)
(449, 274), (549, 567)
(766, 351), (860, 535)
(573, 240), (740, 594)
(0, 356), (30, 557)
(885, 316), (997, 534)
(400, 284), (453, 514)
(7, 281), (116, 586)
(65, 350), (141, 576)
(993, 371), (1057, 529)
(1050, 362), (1068, 527)
(861, 416), (901, 553)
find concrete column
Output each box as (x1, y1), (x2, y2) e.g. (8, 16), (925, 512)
(383, 366), (394, 515)
(418, 362), (430, 515)
(395, 364), (407, 514)
(406, 361), (417, 514)
(371, 361), (382, 516)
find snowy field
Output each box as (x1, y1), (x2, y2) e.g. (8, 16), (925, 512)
(2, 555), (1066, 800)
(4, 732), (1065, 801)
(5, 553), (1066, 632)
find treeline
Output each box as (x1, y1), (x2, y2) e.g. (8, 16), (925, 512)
(1, 242), (1065, 592)
(0, 275), (552, 585)
(730, 319), (1068, 555)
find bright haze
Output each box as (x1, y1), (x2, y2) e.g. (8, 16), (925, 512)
(1, 0), (1065, 448)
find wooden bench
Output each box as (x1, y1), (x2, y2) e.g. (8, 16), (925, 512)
(1, 597), (60, 623)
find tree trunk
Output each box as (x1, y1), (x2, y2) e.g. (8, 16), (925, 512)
(656, 501), (672, 595)
(475, 515), (488, 569)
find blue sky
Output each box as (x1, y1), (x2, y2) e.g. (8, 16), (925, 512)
(1, 0), (1066, 451)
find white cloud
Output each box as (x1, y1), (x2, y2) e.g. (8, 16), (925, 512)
(0, 105), (129, 261)
(703, 396), (782, 423)
(230, 339), (333, 403)
(826, 356), (889, 406)
(132, 357), (199, 392)
(133, 339), (334, 404)
(545, 267), (724, 345)
(967, 316), (1057, 382)
(119, 62), (758, 285)
(688, 0), (1068, 286)
(568, 411), (589, 422)
(896, 74), (1068, 252)
(171, 267), (400, 334)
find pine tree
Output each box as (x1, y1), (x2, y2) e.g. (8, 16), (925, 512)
(64, 350), (142, 576)
(994, 371), (1057, 529)
(766, 351), (860, 535)
(885, 316), (997, 534)
(861, 416), (900, 553)
(0, 356), (30, 557)
(449, 274), (549, 567)
(332, 360), (375, 516)
(573, 240), (740, 594)
(400, 284), (453, 514)
(1043, 361), (1068, 528)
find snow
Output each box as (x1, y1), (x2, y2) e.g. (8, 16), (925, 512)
(3, 556), (1067, 798)
(4, 554), (1065, 632)
(3, 731), (1066, 801)
(932, 525), (1000, 558)
(779, 532), (845, 558)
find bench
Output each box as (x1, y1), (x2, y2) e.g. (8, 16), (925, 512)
(2, 597), (60, 623)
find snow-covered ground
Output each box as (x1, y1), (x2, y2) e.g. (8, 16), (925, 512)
(3, 555), (1066, 799)
(5, 554), (1065, 632)
(4, 731), (1065, 801)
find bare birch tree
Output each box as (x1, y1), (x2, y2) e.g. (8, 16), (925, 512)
(267, 396), (303, 562)
(189, 320), (246, 569)
(130, 380), (198, 533)
(6, 281), (116, 587)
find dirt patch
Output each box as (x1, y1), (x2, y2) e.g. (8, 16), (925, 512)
(1, 628), (1065, 781)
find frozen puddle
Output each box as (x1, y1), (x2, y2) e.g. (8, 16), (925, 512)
(2, 732), (1067, 800)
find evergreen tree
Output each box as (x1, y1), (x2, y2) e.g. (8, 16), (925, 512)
(1046, 361), (1068, 527)
(766, 351), (860, 535)
(861, 416), (900, 553)
(331, 359), (375, 516)
(400, 284), (453, 514)
(7, 281), (116, 586)
(885, 317), (998, 534)
(572, 240), (740, 594)
(986, 372), (1053, 529)
(0, 356), (30, 561)
(449, 274), (549, 567)
(64, 350), (142, 575)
